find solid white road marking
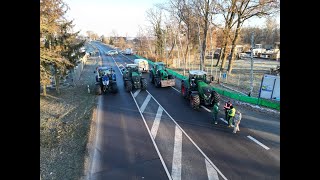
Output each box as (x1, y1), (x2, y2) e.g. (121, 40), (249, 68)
(172, 125), (183, 180)
(130, 92), (173, 180)
(151, 106), (163, 139)
(205, 159), (219, 180)
(171, 86), (181, 93)
(112, 54), (225, 179)
(247, 136), (270, 150)
(140, 94), (152, 113)
(133, 89), (141, 98)
(114, 55), (172, 180)
(146, 90), (228, 180)
(219, 118), (234, 127)
(201, 105), (212, 112)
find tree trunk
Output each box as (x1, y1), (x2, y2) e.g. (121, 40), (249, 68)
(220, 40), (229, 70)
(55, 70), (60, 94)
(42, 84), (47, 96)
(227, 20), (243, 74)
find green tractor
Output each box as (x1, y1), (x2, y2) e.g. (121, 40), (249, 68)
(122, 64), (147, 92)
(181, 70), (220, 109)
(149, 62), (175, 87)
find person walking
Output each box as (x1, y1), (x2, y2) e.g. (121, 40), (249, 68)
(233, 110), (242, 133)
(212, 102), (219, 124)
(227, 105), (236, 127)
(223, 100), (232, 121)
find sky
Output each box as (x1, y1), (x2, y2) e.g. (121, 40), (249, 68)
(64, 0), (280, 38)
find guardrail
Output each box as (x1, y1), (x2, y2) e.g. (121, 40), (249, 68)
(134, 55), (280, 111)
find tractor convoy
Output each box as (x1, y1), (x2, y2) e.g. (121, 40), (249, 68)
(95, 52), (220, 111)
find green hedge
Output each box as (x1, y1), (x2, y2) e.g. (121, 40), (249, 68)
(134, 55), (280, 111)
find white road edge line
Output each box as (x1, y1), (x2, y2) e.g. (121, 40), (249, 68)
(140, 94), (152, 113)
(219, 118), (234, 127)
(146, 90), (228, 180)
(201, 105), (212, 112)
(130, 91), (173, 180)
(205, 158), (219, 180)
(171, 126), (182, 180)
(113, 56), (173, 180)
(151, 106), (163, 139)
(247, 136), (270, 150)
(171, 86), (181, 93)
(133, 89), (141, 98)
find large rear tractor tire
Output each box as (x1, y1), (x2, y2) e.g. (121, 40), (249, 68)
(190, 94), (200, 109)
(111, 82), (118, 93)
(125, 81), (133, 92)
(141, 78), (147, 90)
(212, 91), (220, 104)
(96, 84), (102, 95)
(181, 84), (188, 99)
(155, 78), (161, 88)
(150, 73), (154, 84)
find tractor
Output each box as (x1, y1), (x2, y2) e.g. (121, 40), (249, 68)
(149, 62), (175, 87)
(122, 64), (147, 92)
(94, 66), (118, 95)
(181, 70), (220, 109)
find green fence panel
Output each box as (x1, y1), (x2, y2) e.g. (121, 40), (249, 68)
(259, 99), (280, 110)
(133, 55), (280, 110)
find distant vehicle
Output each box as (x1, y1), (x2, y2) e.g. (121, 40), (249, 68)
(134, 59), (149, 72)
(106, 50), (118, 56)
(124, 48), (133, 55)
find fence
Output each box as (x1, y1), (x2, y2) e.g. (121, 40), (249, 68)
(134, 55), (280, 111)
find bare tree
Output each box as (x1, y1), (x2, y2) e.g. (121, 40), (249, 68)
(192, 0), (217, 71)
(227, 0), (280, 74)
(216, 0), (237, 70)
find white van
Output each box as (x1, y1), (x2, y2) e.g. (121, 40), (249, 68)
(134, 59), (149, 73)
(124, 48), (133, 55)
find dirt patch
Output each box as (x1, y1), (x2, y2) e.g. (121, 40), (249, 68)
(40, 56), (100, 180)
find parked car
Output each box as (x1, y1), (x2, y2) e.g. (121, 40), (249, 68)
(106, 50), (118, 56)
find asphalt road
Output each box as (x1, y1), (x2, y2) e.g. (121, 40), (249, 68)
(89, 41), (280, 180)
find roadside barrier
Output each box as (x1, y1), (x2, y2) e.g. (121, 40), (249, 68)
(134, 55), (280, 111)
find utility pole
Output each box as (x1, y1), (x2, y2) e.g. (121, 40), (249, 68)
(249, 32), (254, 96)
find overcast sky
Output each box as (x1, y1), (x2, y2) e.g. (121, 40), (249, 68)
(64, 0), (280, 37)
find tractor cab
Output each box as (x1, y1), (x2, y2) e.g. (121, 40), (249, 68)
(154, 62), (166, 71)
(188, 70), (208, 87)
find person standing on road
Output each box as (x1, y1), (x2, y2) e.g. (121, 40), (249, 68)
(224, 100), (232, 122)
(227, 105), (236, 127)
(212, 102), (219, 125)
(233, 110), (242, 133)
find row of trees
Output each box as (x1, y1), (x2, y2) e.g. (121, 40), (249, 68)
(40, 0), (85, 96)
(136, 0), (279, 74)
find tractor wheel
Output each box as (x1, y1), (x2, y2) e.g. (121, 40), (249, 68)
(155, 78), (161, 88)
(125, 81), (133, 92)
(141, 78), (147, 90)
(190, 94), (200, 109)
(96, 84), (102, 95)
(111, 82), (118, 93)
(181, 84), (188, 99)
(212, 91), (220, 104)
(150, 73), (154, 84)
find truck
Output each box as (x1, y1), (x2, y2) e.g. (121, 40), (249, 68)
(149, 62), (175, 88)
(134, 59), (149, 73)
